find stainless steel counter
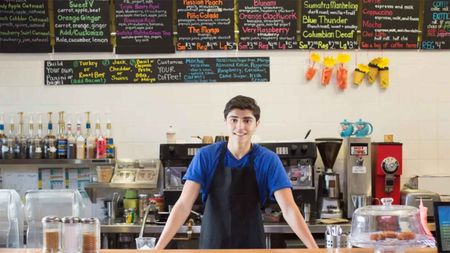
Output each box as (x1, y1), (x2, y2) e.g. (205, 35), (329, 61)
(100, 222), (352, 234)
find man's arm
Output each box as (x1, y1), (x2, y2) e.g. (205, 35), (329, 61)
(274, 188), (319, 249)
(154, 180), (201, 249)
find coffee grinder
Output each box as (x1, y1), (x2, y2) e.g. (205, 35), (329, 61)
(316, 138), (343, 219)
(343, 137), (372, 219)
(372, 142), (403, 204)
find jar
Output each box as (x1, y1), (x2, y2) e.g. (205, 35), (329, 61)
(81, 218), (100, 253)
(42, 216), (62, 253)
(151, 193), (165, 212)
(125, 208), (135, 224)
(138, 194), (149, 220)
(61, 216), (81, 253)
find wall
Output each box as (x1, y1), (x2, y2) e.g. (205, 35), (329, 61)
(1, 50), (449, 182)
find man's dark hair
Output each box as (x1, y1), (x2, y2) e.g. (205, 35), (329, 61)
(223, 95), (260, 121)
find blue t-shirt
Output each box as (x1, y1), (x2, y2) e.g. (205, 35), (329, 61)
(183, 142), (291, 204)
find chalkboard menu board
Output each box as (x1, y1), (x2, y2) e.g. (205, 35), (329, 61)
(54, 0), (112, 52)
(115, 0), (174, 54)
(44, 57), (270, 85)
(299, 0), (359, 50)
(176, 0), (235, 50)
(238, 0), (298, 50)
(361, 0), (420, 49)
(422, 0), (450, 49)
(0, 0), (51, 53)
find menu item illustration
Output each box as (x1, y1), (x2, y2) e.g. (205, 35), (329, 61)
(321, 56), (335, 86)
(336, 54), (350, 90)
(305, 53), (321, 80)
(115, 0), (174, 54)
(0, 0), (51, 53)
(421, 0), (450, 49)
(238, 0), (298, 50)
(353, 64), (369, 86)
(54, 0), (112, 52)
(177, 0), (235, 50)
(361, 0), (420, 49)
(300, 0), (359, 50)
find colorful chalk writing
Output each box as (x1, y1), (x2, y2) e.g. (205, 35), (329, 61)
(44, 57), (270, 85)
(422, 0), (450, 49)
(54, 0), (112, 52)
(238, 0), (298, 50)
(299, 0), (359, 50)
(115, 0), (174, 54)
(361, 0), (420, 49)
(177, 0), (235, 50)
(0, 0), (51, 53)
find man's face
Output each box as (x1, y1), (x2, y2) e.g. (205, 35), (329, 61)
(225, 109), (259, 144)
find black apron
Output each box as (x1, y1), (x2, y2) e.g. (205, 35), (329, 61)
(199, 143), (265, 249)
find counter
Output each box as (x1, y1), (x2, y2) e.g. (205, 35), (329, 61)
(0, 248), (438, 253)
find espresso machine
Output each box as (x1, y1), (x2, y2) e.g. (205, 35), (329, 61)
(261, 142), (317, 221)
(160, 144), (207, 211)
(372, 142), (403, 204)
(316, 138), (343, 219)
(343, 137), (372, 219)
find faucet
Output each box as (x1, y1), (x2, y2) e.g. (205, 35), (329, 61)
(111, 192), (120, 221)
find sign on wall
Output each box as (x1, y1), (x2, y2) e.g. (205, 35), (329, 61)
(0, 0), (51, 53)
(176, 0), (235, 50)
(421, 0), (450, 50)
(115, 0), (174, 54)
(44, 57), (270, 85)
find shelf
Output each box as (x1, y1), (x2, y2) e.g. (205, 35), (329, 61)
(0, 159), (115, 168)
(85, 183), (156, 189)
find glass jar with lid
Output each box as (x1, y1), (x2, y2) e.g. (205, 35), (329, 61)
(61, 216), (81, 253)
(42, 216), (61, 253)
(81, 217), (100, 253)
(349, 198), (435, 252)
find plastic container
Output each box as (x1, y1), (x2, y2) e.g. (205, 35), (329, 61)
(42, 216), (61, 253)
(81, 218), (100, 253)
(61, 216), (81, 253)
(96, 166), (113, 183)
(349, 198), (435, 252)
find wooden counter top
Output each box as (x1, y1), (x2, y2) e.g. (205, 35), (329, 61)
(0, 248), (437, 253)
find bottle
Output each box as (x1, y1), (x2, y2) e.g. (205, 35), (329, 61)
(81, 218), (100, 253)
(0, 113), (6, 159)
(42, 216), (62, 253)
(43, 112), (57, 159)
(66, 114), (76, 159)
(26, 114), (35, 159)
(75, 115), (85, 159)
(32, 113), (44, 159)
(105, 114), (115, 159)
(56, 111), (68, 159)
(16, 112), (27, 159)
(85, 112), (96, 159)
(95, 115), (106, 159)
(5, 116), (17, 159)
(166, 125), (176, 144)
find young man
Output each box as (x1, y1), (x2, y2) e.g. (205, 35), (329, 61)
(155, 95), (318, 249)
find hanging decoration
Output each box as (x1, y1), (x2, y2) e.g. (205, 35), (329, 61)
(353, 64), (369, 85)
(321, 56), (336, 86)
(336, 53), (351, 90)
(305, 53), (321, 81)
(377, 57), (390, 89)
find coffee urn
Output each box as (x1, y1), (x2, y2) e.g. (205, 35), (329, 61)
(343, 137), (372, 219)
(371, 142), (403, 204)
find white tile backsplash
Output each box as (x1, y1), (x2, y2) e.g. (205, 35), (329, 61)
(1, 50), (449, 179)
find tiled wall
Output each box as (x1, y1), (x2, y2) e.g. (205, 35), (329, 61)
(1, 50), (449, 182)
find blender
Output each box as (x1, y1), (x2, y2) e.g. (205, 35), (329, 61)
(316, 138), (343, 219)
